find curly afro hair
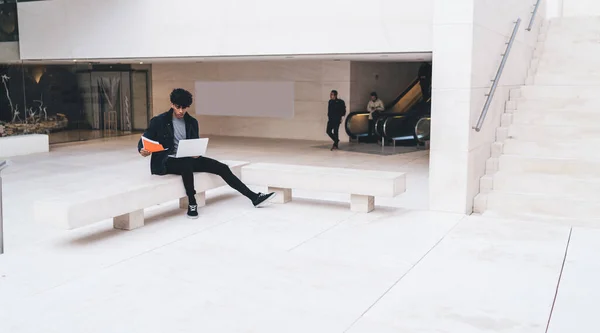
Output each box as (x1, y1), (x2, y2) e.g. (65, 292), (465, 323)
(170, 88), (193, 108)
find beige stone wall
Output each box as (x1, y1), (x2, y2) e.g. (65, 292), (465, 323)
(152, 61), (351, 142)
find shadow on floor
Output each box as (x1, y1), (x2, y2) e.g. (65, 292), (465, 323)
(312, 142), (421, 156)
(272, 197), (403, 214)
(63, 194), (402, 247)
(66, 194), (243, 246)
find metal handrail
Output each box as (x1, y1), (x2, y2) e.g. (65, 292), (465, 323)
(0, 159), (11, 254)
(473, 18), (522, 132)
(527, 0), (542, 31)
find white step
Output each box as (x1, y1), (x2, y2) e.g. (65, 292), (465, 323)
(475, 17), (600, 223)
(538, 60), (600, 70)
(519, 86), (600, 100)
(507, 124), (600, 142)
(537, 62), (600, 72)
(534, 74), (600, 86)
(538, 50), (600, 58)
(485, 157), (499, 174)
(526, 76), (535, 86)
(479, 191), (600, 221)
(512, 99), (600, 111)
(486, 171), (600, 197)
(540, 44), (600, 52)
(535, 69), (600, 79)
(511, 109), (600, 126)
(502, 139), (600, 159)
(541, 45), (600, 52)
(499, 155), (600, 177)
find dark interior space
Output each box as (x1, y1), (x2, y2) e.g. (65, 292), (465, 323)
(0, 63), (150, 144)
(345, 61), (432, 148)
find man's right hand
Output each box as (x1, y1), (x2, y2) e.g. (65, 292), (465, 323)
(140, 149), (151, 157)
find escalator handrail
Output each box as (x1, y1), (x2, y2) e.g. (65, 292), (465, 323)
(347, 110), (403, 138)
(382, 115), (406, 139)
(382, 113), (431, 141)
(344, 111), (370, 138)
(374, 116), (388, 137)
(385, 77), (420, 110)
(414, 117), (431, 143)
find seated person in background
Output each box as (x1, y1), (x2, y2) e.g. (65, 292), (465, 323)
(366, 92), (385, 137)
(138, 88), (275, 219)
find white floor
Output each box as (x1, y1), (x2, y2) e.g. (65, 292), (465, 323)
(0, 136), (595, 332)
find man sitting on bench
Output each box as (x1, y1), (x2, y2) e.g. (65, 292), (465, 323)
(138, 88), (275, 219)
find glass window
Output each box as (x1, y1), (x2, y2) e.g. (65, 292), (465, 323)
(0, 63), (151, 144)
(0, 0), (18, 42)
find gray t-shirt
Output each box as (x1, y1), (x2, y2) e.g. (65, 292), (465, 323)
(170, 116), (186, 157)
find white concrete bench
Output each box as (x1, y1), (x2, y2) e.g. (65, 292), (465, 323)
(34, 160), (248, 230)
(0, 134), (49, 158)
(241, 163), (406, 212)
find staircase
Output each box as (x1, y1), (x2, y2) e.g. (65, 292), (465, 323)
(474, 17), (600, 226)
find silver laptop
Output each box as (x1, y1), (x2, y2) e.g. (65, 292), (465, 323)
(175, 138), (209, 158)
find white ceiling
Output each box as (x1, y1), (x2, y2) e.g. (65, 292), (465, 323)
(19, 52), (432, 65)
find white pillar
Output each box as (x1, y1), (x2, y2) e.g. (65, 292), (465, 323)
(429, 0), (541, 214)
(429, 0), (476, 214)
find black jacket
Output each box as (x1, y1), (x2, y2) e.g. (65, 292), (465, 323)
(328, 99), (346, 121)
(137, 109), (200, 175)
(418, 63), (432, 81)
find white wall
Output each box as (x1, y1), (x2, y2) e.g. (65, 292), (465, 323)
(152, 61), (351, 142)
(562, 0), (600, 17)
(349, 62), (421, 112)
(429, 0), (545, 214)
(546, 0), (563, 18)
(17, 0), (433, 60)
(545, 0), (600, 18)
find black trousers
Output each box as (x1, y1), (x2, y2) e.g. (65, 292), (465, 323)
(326, 119), (341, 145)
(165, 156), (256, 203)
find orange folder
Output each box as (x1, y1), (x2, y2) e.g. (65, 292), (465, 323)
(141, 136), (166, 153)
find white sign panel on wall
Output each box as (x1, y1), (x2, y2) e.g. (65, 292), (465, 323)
(195, 81), (295, 119)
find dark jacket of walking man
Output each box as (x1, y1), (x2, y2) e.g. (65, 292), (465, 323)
(326, 90), (346, 151)
(138, 88), (275, 219)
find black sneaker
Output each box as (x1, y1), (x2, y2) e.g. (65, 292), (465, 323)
(253, 192), (276, 208)
(187, 205), (199, 219)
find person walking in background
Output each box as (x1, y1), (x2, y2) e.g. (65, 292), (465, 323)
(366, 91), (385, 138)
(326, 90), (346, 151)
(138, 88), (275, 219)
(418, 62), (432, 101)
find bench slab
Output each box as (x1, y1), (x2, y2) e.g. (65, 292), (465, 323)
(35, 160), (248, 230)
(0, 134), (49, 158)
(242, 163), (405, 212)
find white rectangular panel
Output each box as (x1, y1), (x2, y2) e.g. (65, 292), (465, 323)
(195, 81), (294, 118)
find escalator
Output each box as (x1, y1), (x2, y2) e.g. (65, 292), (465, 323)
(374, 101), (430, 146)
(345, 77), (430, 145)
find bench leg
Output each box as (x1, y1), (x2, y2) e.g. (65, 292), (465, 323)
(351, 194), (375, 213)
(179, 192), (207, 209)
(114, 209), (144, 230)
(268, 187), (292, 204)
